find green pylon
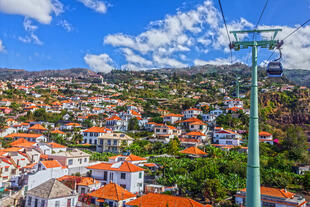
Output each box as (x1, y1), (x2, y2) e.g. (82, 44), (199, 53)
(229, 29), (282, 207)
(236, 78), (240, 98)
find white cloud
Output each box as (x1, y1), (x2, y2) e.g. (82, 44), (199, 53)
(84, 53), (114, 73)
(18, 18), (43, 45)
(0, 40), (5, 52)
(78, 0), (107, 13)
(122, 48), (152, 66)
(194, 57), (236, 66)
(0, 0), (63, 24)
(259, 25), (310, 69)
(58, 20), (73, 32)
(153, 55), (187, 68)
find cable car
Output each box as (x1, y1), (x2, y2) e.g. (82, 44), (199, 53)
(266, 61), (283, 77)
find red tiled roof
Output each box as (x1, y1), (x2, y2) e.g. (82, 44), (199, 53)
(87, 161), (144, 172)
(48, 142), (67, 149)
(126, 193), (204, 207)
(106, 115), (122, 121)
(239, 186), (295, 199)
(5, 133), (43, 139)
(259, 131), (272, 136)
(180, 146), (207, 155)
(51, 129), (66, 135)
(84, 126), (111, 133)
(29, 124), (47, 131)
(88, 183), (136, 201)
(186, 131), (206, 136)
(41, 160), (62, 169)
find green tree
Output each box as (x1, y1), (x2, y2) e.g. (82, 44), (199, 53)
(282, 126), (308, 161)
(167, 137), (180, 155)
(128, 118), (139, 130)
(203, 178), (226, 203)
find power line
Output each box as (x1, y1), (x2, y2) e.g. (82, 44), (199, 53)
(218, 0), (233, 63)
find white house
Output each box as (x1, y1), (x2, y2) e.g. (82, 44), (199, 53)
(4, 133), (47, 143)
(153, 124), (181, 143)
(105, 115), (128, 132)
(235, 186), (307, 207)
(48, 149), (90, 175)
(87, 161), (144, 194)
(210, 109), (224, 117)
(182, 108), (202, 119)
(88, 182), (136, 207)
(202, 114), (216, 123)
(213, 128), (242, 146)
(82, 126), (112, 145)
(259, 131), (273, 145)
(108, 154), (147, 165)
(96, 133), (134, 153)
(163, 113), (183, 124)
(25, 179), (78, 207)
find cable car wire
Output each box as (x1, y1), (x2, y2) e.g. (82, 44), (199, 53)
(266, 17), (310, 62)
(218, 0), (233, 64)
(252, 0), (269, 41)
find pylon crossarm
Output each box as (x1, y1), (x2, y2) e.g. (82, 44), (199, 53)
(231, 40), (279, 51)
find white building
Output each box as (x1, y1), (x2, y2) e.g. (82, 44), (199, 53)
(87, 161), (144, 194)
(48, 149), (90, 175)
(235, 186), (307, 207)
(213, 128), (242, 146)
(82, 126), (112, 145)
(105, 115), (128, 132)
(163, 113), (183, 124)
(182, 108), (202, 119)
(25, 179), (78, 207)
(210, 109), (224, 117)
(96, 133), (134, 153)
(153, 124), (182, 143)
(88, 182), (136, 207)
(259, 131), (273, 145)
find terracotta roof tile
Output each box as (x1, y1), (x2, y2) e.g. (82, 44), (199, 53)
(88, 183), (136, 201)
(87, 161), (144, 172)
(29, 124), (47, 131)
(41, 160), (62, 169)
(126, 193), (204, 207)
(180, 146), (207, 155)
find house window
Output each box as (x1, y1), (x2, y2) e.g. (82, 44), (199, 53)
(89, 139), (92, 144)
(67, 199), (71, 207)
(110, 172), (114, 181)
(94, 133), (98, 137)
(100, 139), (103, 145)
(156, 129), (160, 132)
(68, 159), (73, 165)
(90, 132), (93, 136)
(103, 171), (107, 181)
(28, 197), (32, 205)
(71, 198), (75, 206)
(84, 158), (87, 163)
(113, 140), (117, 146)
(5, 167), (8, 172)
(41, 200), (45, 207)
(163, 129), (167, 133)
(121, 173), (126, 179)
(95, 140), (97, 145)
(107, 140), (111, 145)
(81, 187), (85, 194)
(55, 200), (60, 207)
(120, 184), (126, 189)
(83, 132), (87, 136)
(79, 159), (82, 164)
(139, 172), (142, 179)
(34, 198), (38, 207)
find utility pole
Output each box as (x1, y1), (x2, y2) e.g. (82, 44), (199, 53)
(229, 29), (282, 207)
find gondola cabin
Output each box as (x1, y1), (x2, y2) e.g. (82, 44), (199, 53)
(267, 61), (283, 78)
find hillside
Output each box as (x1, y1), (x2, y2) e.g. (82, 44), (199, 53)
(0, 68), (98, 80)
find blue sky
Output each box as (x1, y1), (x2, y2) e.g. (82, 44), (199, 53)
(0, 0), (310, 72)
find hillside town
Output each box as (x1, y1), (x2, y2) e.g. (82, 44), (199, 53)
(0, 69), (308, 207)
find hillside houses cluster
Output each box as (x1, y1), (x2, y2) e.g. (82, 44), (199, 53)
(0, 76), (306, 207)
